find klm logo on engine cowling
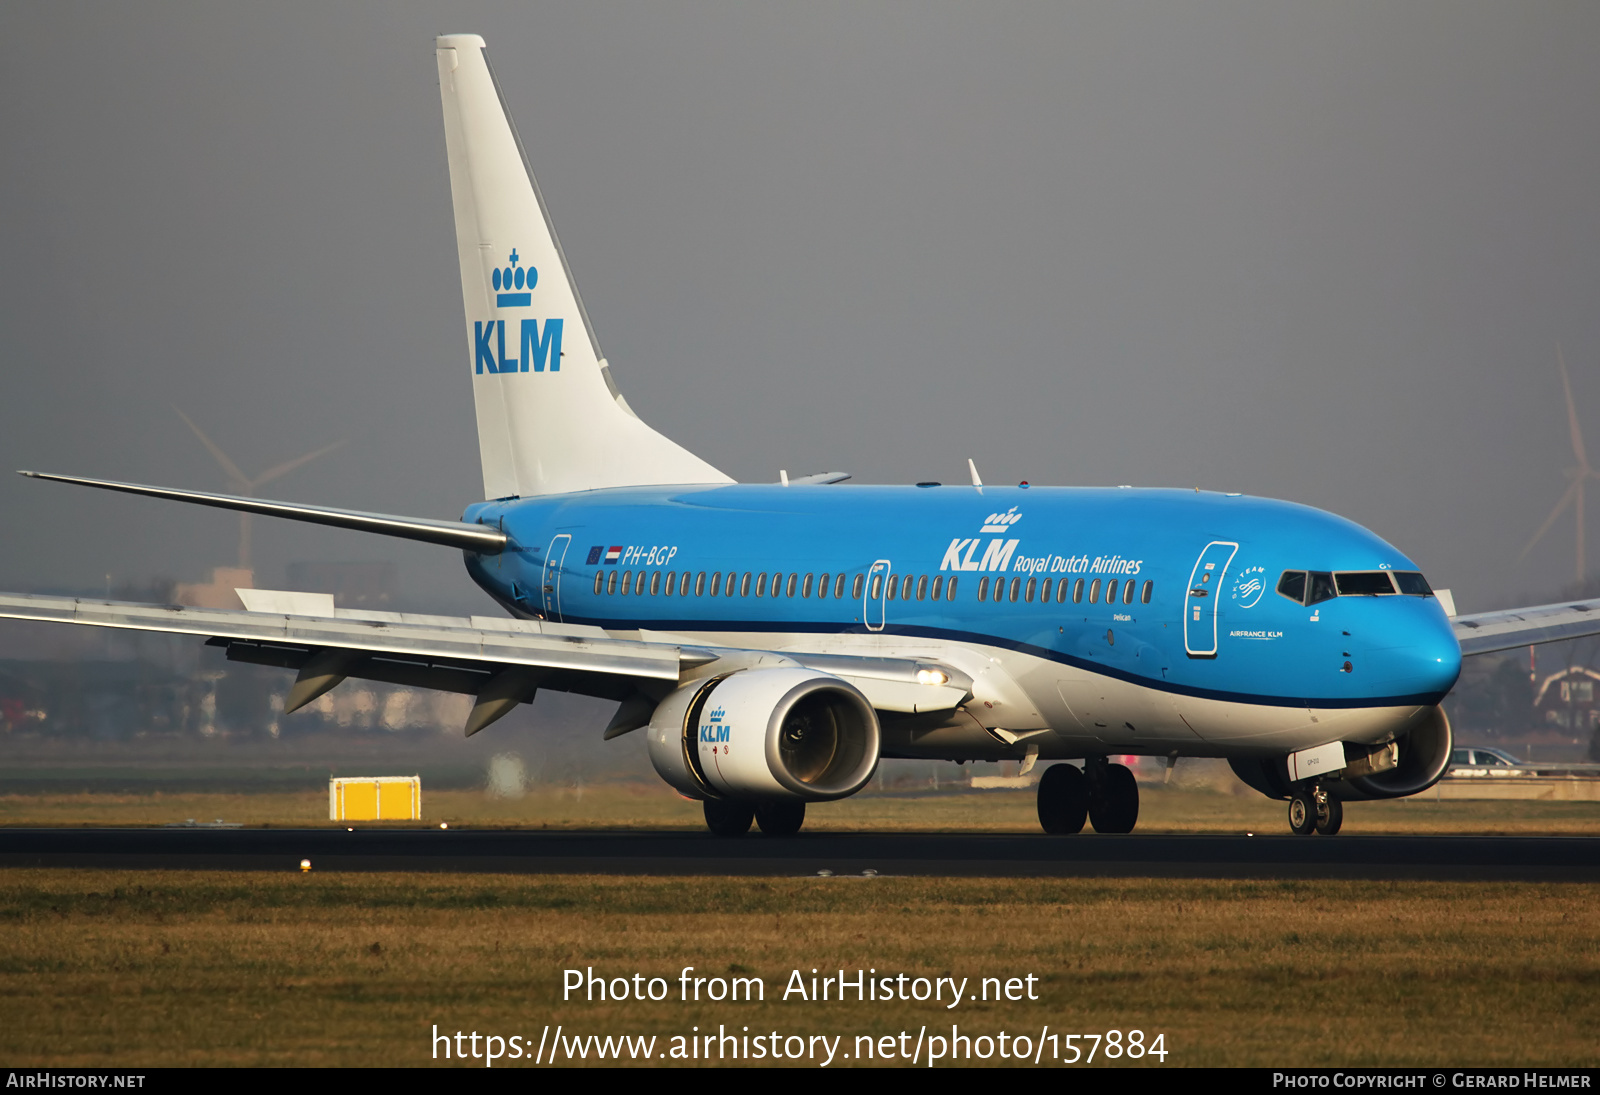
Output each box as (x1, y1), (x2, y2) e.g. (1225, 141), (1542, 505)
(700, 706), (730, 744)
(474, 249), (563, 374)
(940, 507), (1021, 572)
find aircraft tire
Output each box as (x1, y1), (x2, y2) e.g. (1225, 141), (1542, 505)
(1314, 793), (1343, 836)
(704, 798), (755, 837)
(1037, 764), (1089, 834)
(1088, 763), (1139, 834)
(1288, 787), (1318, 835)
(755, 799), (806, 837)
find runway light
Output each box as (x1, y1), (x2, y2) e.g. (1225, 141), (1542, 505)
(440, 822), (449, 830)
(300, 859), (312, 872)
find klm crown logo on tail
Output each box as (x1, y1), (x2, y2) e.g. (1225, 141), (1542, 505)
(474, 248), (563, 375)
(492, 247), (537, 305)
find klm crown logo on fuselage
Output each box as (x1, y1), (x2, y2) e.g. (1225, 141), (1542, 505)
(474, 248), (563, 375)
(940, 507), (1022, 573)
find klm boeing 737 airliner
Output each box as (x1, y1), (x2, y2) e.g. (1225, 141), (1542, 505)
(6, 35), (1597, 837)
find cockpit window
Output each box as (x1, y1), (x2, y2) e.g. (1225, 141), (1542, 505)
(1393, 571), (1432, 595)
(1279, 568), (1435, 605)
(1335, 571), (1397, 596)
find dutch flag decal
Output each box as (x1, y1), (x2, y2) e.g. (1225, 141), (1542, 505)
(604, 546), (622, 564)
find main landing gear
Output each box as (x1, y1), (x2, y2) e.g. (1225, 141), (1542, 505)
(1037, 758), (1139, 834)
(702, 798), (806, 837)
(1287, 783), (1343, 836)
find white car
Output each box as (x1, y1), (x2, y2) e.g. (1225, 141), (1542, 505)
(1447, 747), (1530, 776)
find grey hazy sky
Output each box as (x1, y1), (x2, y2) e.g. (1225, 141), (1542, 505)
(4, 2), (1600, 615)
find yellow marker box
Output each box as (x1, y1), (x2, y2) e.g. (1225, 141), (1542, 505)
(329, 776), (421, 821)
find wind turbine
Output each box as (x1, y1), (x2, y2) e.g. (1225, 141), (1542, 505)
(1519, 346), (1600, 583)
(174, 408), (346, 571)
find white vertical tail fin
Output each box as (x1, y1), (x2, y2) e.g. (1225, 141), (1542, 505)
(436, 34), (731, 499)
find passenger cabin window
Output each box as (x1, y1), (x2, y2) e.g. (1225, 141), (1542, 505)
(1039, 578), (1052, 602)
(594, 572), (604, 595)
(1073, 578), (1084, 603)
(930, 576), (943, 600)
(978, 577), (990, 602)
(852, 575), (864, 600)
(1010, 577), (1021, 603)
(1089, 578), (1100, 604)
(740, 573), (752, 597)
(1123, 580), (1135, 605)
(1105, 579), (1119, 604)
(663, 572), (675, 596)
(885, 575), (897, 601)
(946, 576), (958, 600)
(916, 575), (928, 601)
(695, 572), (706, 596)
(1140, 580), (1152, 604)
(801, 573), (813, 598)
(1025, 578), (1036, 603)
(817, 573), (829, 599)
(870, 574), (883, 600)
(620, 571), (633, 595)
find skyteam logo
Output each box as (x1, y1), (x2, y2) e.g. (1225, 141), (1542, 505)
(1231, 565), (1267, 609)
(941, 508), (1022, 573)
(474, 248), (563, 375)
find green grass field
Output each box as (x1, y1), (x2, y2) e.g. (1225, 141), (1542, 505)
(0, 871), (1594, 1068)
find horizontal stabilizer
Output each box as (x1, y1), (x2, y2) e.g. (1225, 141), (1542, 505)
(20, 471), (508, 553)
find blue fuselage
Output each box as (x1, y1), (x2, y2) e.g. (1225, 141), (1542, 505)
(460, 484), (1461, 721)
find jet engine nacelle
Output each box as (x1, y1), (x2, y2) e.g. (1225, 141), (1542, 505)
(647, 668), (880, 802)
(1331, 705), (1453, 801)
(1228, 706), (1454, 802)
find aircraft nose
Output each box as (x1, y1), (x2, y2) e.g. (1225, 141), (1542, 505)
(1368, 604), (1462, 701)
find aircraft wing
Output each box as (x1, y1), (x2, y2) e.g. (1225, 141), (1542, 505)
(1453, 598), (1600, 656)
(0, 592), (971, 736)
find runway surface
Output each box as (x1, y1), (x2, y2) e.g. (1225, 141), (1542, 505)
(0, 827), (1596, 878)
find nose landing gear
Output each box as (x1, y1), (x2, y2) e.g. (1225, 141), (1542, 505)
(1288, 783), (1343, 835)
